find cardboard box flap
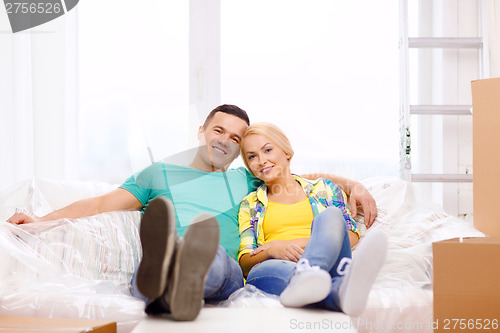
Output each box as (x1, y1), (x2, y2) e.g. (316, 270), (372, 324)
(433, 237), (500, 332)
(472, 77), (500, 236)
(433, 237), (500, 295)
(0, 316), (116, 333)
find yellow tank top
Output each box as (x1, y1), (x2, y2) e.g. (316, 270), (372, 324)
(263, 197), (314, 243)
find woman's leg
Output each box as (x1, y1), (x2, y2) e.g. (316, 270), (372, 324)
(301, 206), (352, 277)
(246, 259), (296, 296)
(246, 206), (350, 296)
(316, 229), (388, 314)
(280, 206), (352, 310)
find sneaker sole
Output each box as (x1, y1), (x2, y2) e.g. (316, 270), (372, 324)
(340, 229), (387, 316)
(280, 269), (332, 307)
(168, 214), (219, 321)
(136, 197), (176, 300)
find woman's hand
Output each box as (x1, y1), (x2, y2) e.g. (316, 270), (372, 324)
(251, 240), (304, 262)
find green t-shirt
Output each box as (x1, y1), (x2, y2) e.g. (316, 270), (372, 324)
(120, 162), (261, 261)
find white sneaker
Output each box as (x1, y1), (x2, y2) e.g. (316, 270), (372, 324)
(338, 229), (387, 316)
(280, 258), (331, 308)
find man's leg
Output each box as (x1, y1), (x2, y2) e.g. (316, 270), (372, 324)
(165, 213), (219, 320)
(130, 197), (220, 321)
(134, 235), (240, 313)
(134, 196), (176, 303)
(203, 246), (244, 303)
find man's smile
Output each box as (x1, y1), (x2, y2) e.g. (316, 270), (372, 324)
(211, 144), (228, 155)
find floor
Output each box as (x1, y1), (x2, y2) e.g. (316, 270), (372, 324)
(131, 307), (357, 333)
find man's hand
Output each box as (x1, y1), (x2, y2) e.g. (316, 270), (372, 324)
(7, 213), (39, 225)
(300, 173), (378, 227)
(6, 188), (142, 226)
(349, 183), (377, 227)
(251, 239), (305, 262)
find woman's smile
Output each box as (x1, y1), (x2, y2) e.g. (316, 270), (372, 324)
(260, 166), (273, 174)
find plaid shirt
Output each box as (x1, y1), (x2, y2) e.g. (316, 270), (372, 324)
(237, 175), (359, 261)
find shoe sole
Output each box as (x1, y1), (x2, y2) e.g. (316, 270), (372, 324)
(136, 197), (176, 300)
(340, 229), (387, 316)
(168, 214), (219, 321)
(280, 269), (331, 307)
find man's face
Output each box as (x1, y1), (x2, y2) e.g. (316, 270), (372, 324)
(197, 112), (248, 171)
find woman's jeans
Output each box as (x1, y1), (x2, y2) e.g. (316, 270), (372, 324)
(245, 206), (352, 311)
(131, 245), (244, 312)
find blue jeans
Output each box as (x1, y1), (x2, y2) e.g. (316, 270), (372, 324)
(245, 206), (352, 311)
(130, 245), (244, 310)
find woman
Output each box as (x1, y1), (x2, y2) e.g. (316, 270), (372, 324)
(238, 122), (387, 316)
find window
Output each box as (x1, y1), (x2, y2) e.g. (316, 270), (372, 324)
(221, 0), (400, 179)
(78, 1), (400, 184)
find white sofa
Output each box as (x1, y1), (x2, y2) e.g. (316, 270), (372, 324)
(0, 177), (484, 332)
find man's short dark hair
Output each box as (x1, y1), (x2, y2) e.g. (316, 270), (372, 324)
(203, 104), (250, 128)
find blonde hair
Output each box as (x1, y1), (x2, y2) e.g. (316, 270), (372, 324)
(240, 122), (294, 175)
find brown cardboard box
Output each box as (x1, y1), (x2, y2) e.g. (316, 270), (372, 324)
(433, 237), (500, 332)
(0, 316), (116, 332)
(472, 77), (500, 236)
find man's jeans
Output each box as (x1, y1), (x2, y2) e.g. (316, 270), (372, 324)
(245, 206), (352, 311)
(131, 245), (244, 310)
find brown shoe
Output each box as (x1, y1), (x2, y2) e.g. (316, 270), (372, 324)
(136, 197), (176, 300)
(165, 214), (219, 321)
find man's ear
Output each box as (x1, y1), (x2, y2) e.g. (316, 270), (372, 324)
(197, 126), (204, 140)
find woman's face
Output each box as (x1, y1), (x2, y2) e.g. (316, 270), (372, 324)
(242, 134), (291, 183)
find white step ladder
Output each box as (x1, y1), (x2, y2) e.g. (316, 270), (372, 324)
(399, 0), (490, 214)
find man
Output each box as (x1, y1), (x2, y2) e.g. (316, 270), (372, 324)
(7, 104), (377, 321)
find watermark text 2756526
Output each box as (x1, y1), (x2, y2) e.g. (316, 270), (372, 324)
(6, 2), (62, 14)
(3, 0), (80, 33)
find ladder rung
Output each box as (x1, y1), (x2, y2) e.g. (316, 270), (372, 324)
(411, 174), (473, 183)
(408, 37), (482, 48)
(410, 105), (472, 115)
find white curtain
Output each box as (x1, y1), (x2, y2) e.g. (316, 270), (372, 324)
(486, 0), (500, 77)
(0, 10), (78, 193)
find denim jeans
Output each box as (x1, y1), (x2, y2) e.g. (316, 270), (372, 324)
(245, 206), (352, 311)
(130, 245), (244, 311)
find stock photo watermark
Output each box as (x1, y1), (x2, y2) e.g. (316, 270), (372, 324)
(3, 0), (79, 32)
(289, 317), (499, 331)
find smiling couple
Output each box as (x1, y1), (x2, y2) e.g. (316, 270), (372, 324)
(7, 104), (386, 321)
